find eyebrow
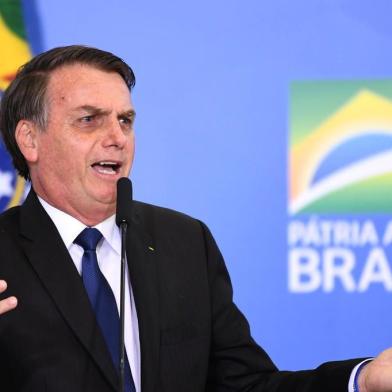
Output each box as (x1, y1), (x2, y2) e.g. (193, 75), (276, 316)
(120, 109), (136, 119)
(74, 105), (136, 118)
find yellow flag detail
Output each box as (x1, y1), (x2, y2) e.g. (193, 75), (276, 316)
(0, 13), (30, 90)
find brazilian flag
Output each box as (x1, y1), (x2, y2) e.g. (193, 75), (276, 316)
(0, 0), (31, 211)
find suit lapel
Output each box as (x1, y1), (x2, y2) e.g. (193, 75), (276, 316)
(19, 191), (118, 391)
(127, 206), (160, 392)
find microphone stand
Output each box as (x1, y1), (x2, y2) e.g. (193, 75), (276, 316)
(116, 177), (133, 392)
(119, 220), (127, 392)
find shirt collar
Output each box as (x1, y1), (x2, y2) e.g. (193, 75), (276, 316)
(38, 196), (121, 255)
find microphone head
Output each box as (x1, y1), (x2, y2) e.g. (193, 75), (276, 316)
(116, 177), (133, 227)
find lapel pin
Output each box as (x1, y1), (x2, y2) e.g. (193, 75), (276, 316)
(148, 246), (155, 252)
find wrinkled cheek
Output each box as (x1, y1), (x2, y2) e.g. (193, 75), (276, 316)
(126, 140), (136, 174)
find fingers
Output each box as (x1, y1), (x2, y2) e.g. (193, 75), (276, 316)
(0, 280), (17, 315)
(0, 297), (17, 315)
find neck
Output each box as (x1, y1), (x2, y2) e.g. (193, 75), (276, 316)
(36, 192), (115, 227)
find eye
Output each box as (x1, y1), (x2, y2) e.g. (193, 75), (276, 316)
(119, 116), (134, 129)
(81, 115), (95, 123)
(77, 114), (103, 128)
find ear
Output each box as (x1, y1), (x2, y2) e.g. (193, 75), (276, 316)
(15, 120), (39, 163)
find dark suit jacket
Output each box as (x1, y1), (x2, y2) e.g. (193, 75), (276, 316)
(0, 191), (362, 391)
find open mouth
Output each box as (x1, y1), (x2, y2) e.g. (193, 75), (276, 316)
(91, 161), (122, 175)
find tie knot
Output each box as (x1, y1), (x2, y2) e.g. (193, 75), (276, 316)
(74, 228), (103, 251)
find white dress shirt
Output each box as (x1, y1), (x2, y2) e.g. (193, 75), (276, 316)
(38, 197), (141, 392)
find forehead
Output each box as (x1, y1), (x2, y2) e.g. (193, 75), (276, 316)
(46, 63), (132, 110)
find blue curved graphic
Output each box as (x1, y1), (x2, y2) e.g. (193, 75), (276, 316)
(311, 132), (392, 185)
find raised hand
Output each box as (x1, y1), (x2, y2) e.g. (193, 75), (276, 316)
(358, 349), (392, 392)
(0, 280), (17, 315)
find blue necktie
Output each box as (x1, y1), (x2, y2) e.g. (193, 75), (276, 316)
(74, 228), (136, 392)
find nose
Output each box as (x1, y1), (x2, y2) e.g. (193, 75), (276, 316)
(102, 119), (128, 149)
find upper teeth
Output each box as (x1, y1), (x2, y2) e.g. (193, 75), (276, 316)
(98, 162), (117, 166)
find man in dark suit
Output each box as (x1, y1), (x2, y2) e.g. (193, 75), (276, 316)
(0, 45), (391, 392)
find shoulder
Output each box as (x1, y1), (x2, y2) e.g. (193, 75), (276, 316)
(133, 200), (198, 225)
(0, 206), (20, 233)
(132, 200), (214, 249)
(133, 200), (205, 235)
(0, 206), (23, 254)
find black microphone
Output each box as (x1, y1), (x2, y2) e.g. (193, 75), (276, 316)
(115, 177), (133, 392)
(116, 177), (133, 226)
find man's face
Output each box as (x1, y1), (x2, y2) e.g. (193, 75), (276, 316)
(27, 63), (135, 225)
